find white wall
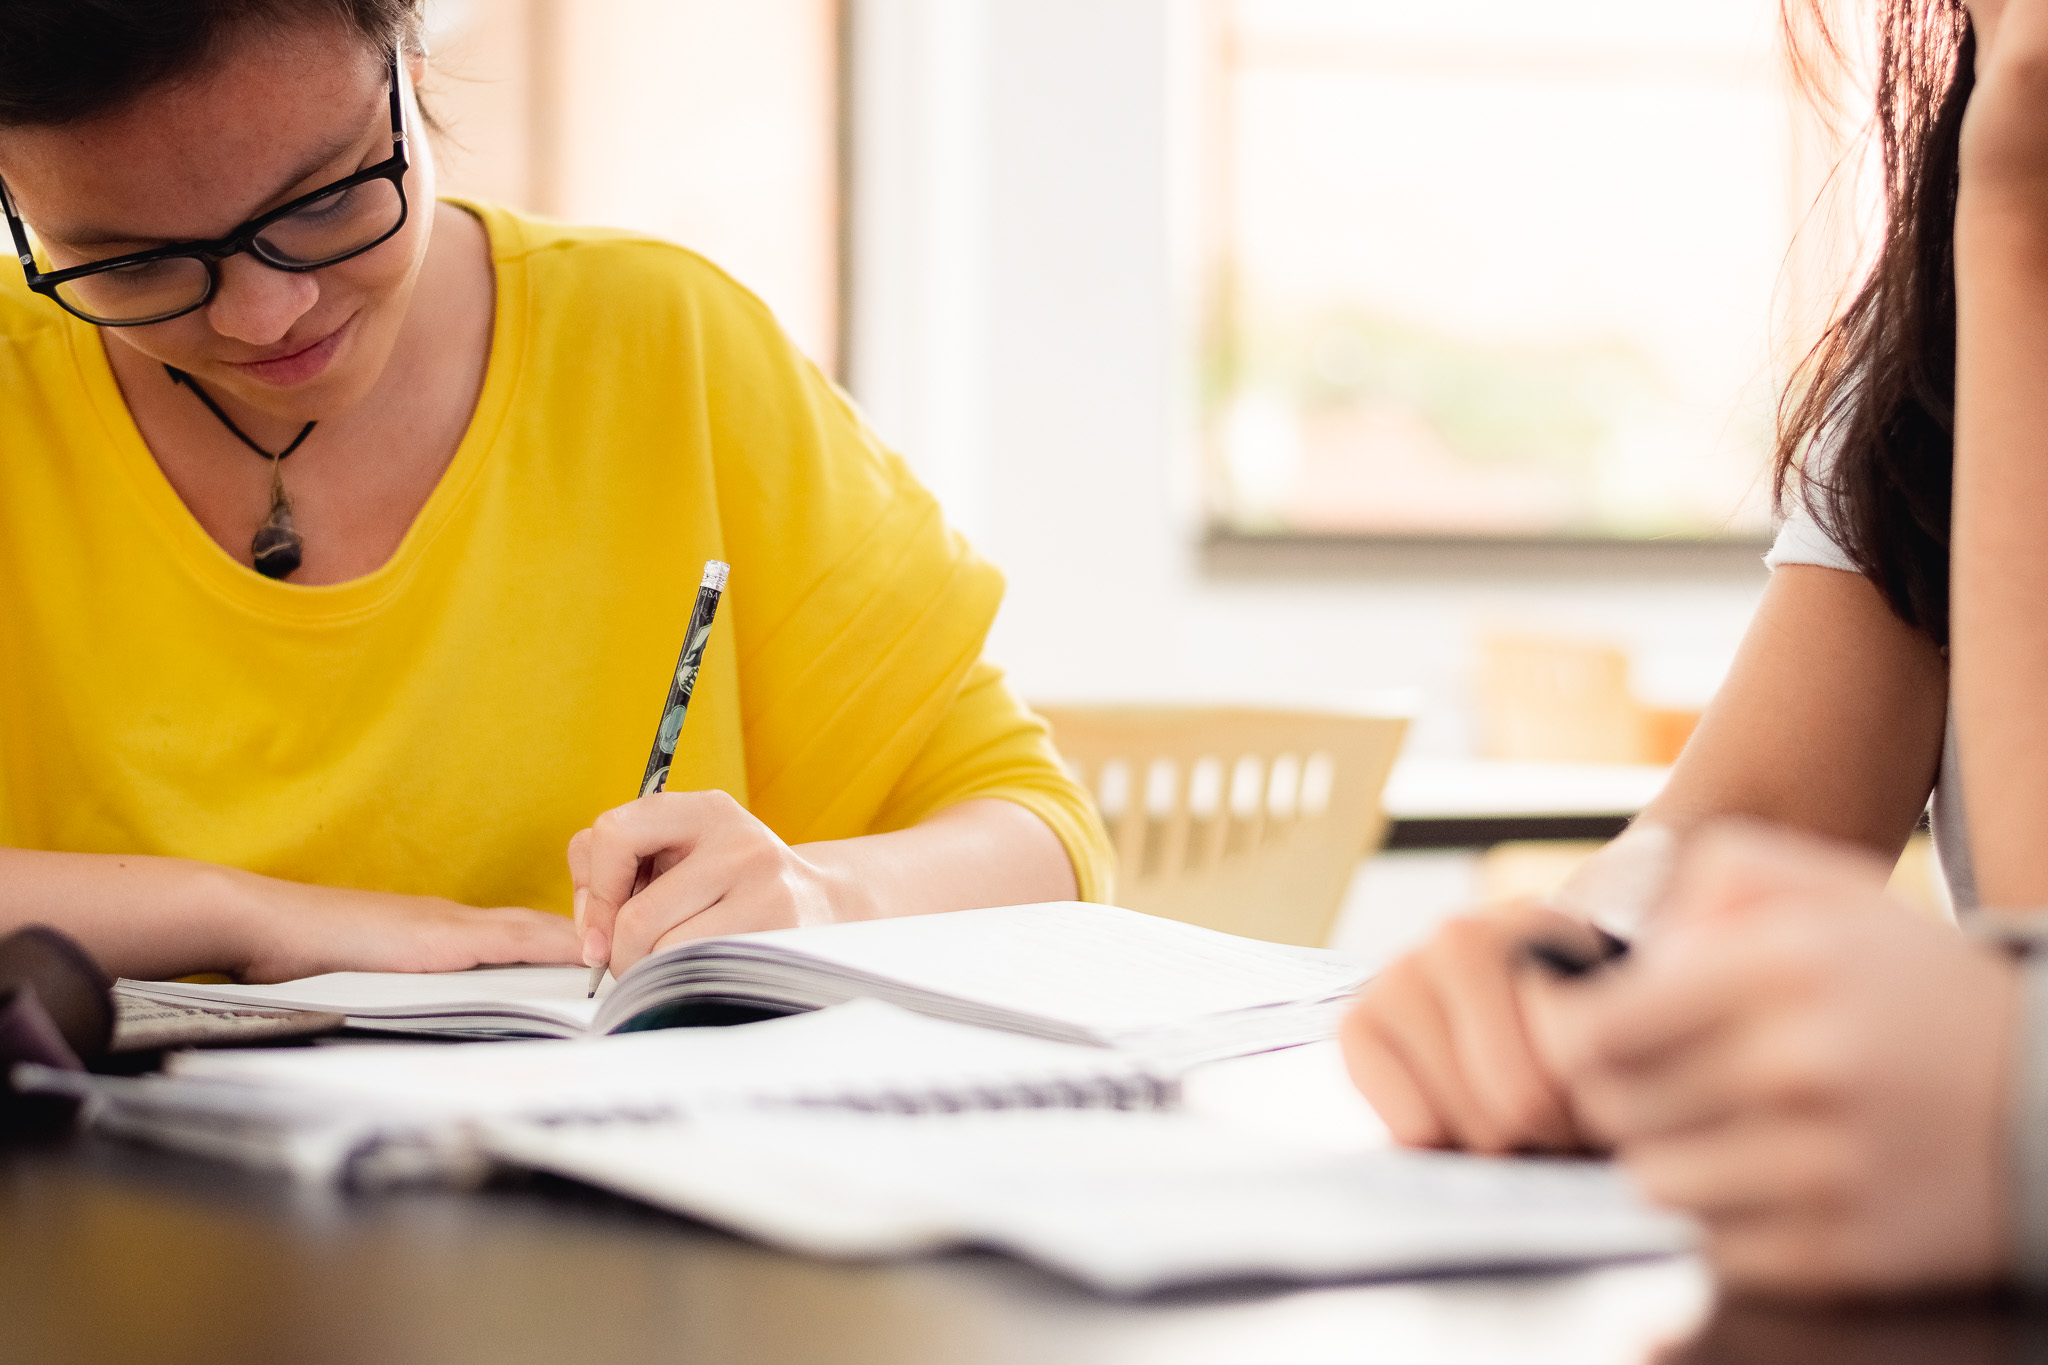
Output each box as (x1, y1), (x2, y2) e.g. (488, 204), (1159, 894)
(847, 0), (1770, 757)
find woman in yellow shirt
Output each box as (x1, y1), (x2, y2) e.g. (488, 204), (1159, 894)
(0, 1), (1109, 983)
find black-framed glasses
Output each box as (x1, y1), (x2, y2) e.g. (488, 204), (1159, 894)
(0, 50), (410, 328)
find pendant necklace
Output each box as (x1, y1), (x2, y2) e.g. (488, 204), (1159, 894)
(164, 366), (314, 580)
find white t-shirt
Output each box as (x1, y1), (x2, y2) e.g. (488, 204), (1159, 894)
(1765, 508), (1975, 910)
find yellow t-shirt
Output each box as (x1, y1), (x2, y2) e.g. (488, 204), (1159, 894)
(0, 202), (1110, 913)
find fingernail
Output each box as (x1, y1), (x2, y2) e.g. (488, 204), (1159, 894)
(572, 887), (588, 932)
(582, 928), (606, 967)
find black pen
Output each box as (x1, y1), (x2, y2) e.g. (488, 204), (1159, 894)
(1524, 927), (1631, 980)
(1522, 825), (1673, 980)
(587, 560), (730, 998)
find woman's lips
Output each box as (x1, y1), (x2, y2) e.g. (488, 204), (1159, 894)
(227, 319), (350, 388)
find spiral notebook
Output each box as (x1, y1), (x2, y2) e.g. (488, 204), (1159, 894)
(116, 902), (1369, 1065)
(22, 1001), (1173, 1180)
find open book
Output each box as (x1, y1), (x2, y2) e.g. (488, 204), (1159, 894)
(21, 1002), (1173, 1181)
(118, 903), (1369, 1065)
(480, 1108), (1697, 1294)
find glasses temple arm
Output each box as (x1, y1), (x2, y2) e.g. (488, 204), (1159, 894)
(0, 180), (36, 268)
(387, 50), (409, 154)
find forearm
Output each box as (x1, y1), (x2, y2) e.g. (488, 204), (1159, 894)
(1631, 566), (1946, 858)
(0, 846), (261, 979)
(1955, 42), (2048, 905)
(0, 846), (579, 983)
(798, 798), (1079, 921)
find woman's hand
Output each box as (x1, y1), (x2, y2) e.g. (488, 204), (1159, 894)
(1340, 899), (1595, 1154)
(1524, 822), (2018, 1298)
(568, 790), (865, 976)
(567, 792), (1078, 979)
(236, 881), (581, 984)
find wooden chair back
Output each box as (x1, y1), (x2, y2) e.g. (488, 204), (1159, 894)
(1477, 633), (1645, 764)
(1034, 706), (1408, 947)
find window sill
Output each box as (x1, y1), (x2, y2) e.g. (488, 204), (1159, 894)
(1201, 528), (1774, 580)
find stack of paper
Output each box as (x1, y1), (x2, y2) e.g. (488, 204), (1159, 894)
(14, 887), (1701, 1295)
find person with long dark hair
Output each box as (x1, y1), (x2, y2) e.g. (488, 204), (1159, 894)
(1344, 0), (2048, 1295)
(0, 2), (1109, 982)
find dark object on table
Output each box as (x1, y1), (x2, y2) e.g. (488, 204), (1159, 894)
(0, 925), (114, 1136)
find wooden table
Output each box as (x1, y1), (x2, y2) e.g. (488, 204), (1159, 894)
(3, 1131), (2042, 1365)
(1381, 758), (1670, 850)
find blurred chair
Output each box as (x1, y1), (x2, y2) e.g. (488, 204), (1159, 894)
(1889, 829), (1954, 923)
(1477, 632), (1702, 766)
(1477, 633), (1643, 764)
(1033, 706), (1408, 947)
(1475, 632), (1690, 907)
(1477, 840), (1610, 906)
(1639, 705), (1703, 768)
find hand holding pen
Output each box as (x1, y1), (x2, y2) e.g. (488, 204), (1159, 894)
(571, 560), (728, 996)
(565, 554), (904, 981)
(1338, 825), (1674, 1154)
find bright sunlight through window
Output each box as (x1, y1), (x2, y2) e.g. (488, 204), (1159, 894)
(1207, 0), (1855, 542)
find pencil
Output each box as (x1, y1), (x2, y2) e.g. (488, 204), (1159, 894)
(587, 559), (730, 997)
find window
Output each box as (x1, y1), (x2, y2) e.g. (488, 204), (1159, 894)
(1207, 0), (1847, 542)
(424, 0), (842, 373)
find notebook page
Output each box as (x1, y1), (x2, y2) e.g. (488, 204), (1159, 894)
(119, 966), (603, 1035)
(165, 1000), (1166, 1119)
(683, 903), (1368, 1039)
(482, 1108), (1695, 1293)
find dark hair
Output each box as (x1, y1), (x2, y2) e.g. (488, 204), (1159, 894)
(0, 0), (425, 127)
(1776, 0), (1973, 647)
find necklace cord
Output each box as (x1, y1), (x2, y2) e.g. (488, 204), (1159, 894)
(161, 364), (312, 580)
(163, 365), (316, 460)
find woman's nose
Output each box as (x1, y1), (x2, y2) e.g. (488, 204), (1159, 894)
(204, 254), (321, 347)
